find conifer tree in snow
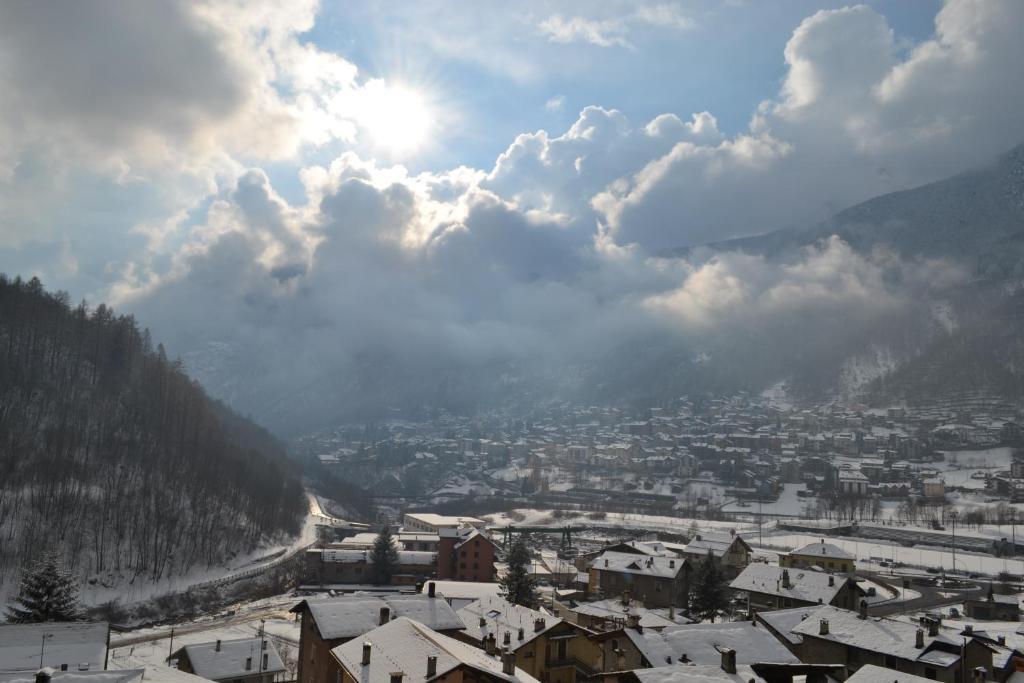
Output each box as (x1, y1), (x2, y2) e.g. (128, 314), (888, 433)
(369, 525), (399, 585)
(688, 549), (727, 623)
(499, 536), (538, 608)
(6, 552), (80, 623)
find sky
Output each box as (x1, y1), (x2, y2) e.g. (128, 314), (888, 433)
(1, 0), (1022, 430)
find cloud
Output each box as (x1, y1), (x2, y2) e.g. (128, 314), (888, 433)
(589, 0), (1024, 253)
(538, 3), (693, 49)
(0, 0), (362, 181)
(545, 96), (567, 112)
(539, 15), (632, 48)
(3, 0), (1023, 430)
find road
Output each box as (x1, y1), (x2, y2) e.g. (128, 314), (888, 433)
(862, 570), (983, 617)
(110, 601), (297, 649)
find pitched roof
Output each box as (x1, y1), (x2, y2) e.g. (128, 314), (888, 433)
(0, 622), (109, 674)
(845, 664), (935, 683)
(730, 565), (855, 605)
(791, 606), (960, 663)
(0, 672), (143, 683)
(571, 599), (689, 629)
(625, 622), (798, 668)
(755, 606), (827, 646)
(631, 664), (766, 683)
(790, 542), (855, 561)
(682, 533), (748, 558)
(172, 637), (285, 681)
(331, 617), (540, 683)
(592, 551), (686, 579)
(456, 596), (561, 651)
(293, 594), (464, 640)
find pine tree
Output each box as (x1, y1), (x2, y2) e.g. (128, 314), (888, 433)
(369, 526), (399, 585)
(688, 549), (727, 623)
(499, 536), (537, 608)
(6, 552), (80, 623)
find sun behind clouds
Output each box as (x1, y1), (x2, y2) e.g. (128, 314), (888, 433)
(349, 79), (435, 155)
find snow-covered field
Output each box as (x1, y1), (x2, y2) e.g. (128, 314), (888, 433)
(763, 532), (1024, 577)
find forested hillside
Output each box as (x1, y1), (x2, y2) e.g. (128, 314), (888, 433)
(0, 275), (305, 586)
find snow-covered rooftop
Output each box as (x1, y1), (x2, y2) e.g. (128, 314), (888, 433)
(0, 622), (109, 674)
(592, 551), (685, 579)
(626, 622), (798, 668)
(173, 637), (285, 681)
(791, 606), (959, 662)
(730, 565), (852, 605)
(632, 664), (766, 683)
(845, 664), (934, 683)
(294, 594), (464, 640)
(331, 617), (539, 683)
(790, 542), (855, 561)
(456, 596), (561, 651)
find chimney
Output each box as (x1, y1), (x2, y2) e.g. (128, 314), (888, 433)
(828, 575), (835, 587)
(502, 650), (515, 676)
(35, 671), (51, 683)
(915, 629), (925, 649)
(428, 582), (436, 598)
(362, 642), (373, 666)
(534, 617), (546, 632)
(262, 654), (269, 671)
(669, 605), (675, 621)
(485, 634), (497, 655)
(720, 648), (737, 674)
(245, 658), (252, 672)
(927, 619), (939, 637)
(998, 635), (1007, 646)
(781, 569), (791, 589)
(380, 606), (392, 625)
(503, 632), (511, 646)
(670, 560), (676, 569)
(479, 616), (487, 627)
(858, 599), (868, 620)
(626, 614), (641, 631)
(390, 673), (404, 683)
(262, 640), (268, 650)
(964, 624), (973, 635)
(696, 534), (702, 541)
(605, 559), (609, 567)
(215, 640), (222, 652)
(426, 656), (437, 678)
(518, 627), (525, 640)
(819, 619), (829, 636)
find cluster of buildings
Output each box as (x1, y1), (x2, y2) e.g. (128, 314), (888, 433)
(303, 393), (1024, 527)
(7, 516), (1024, 683)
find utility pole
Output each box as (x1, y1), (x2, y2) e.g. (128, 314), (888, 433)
(168, 627), (175, 661)
(950, 510), (958, 577)
(39, 633), (52, 669)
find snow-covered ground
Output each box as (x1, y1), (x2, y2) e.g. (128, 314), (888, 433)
(763, 532), (1024, 577)
(0, 493), (325, 609)
(108, 593), (301, 670)
(721, 483), (809, 517)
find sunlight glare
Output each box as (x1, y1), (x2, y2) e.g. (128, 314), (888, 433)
(355, 80), (434, 155)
